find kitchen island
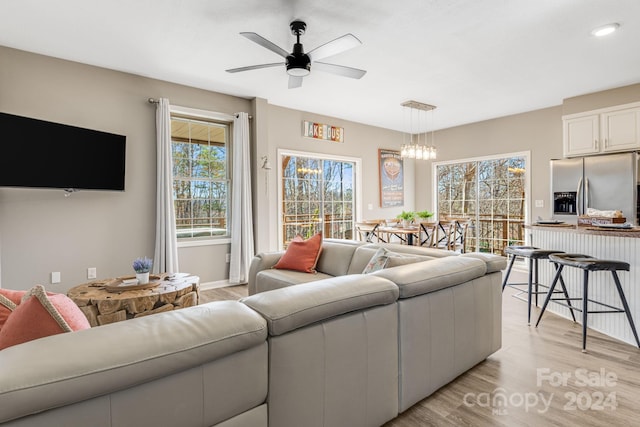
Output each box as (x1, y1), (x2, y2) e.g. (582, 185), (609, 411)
(525, 224), (640, 347)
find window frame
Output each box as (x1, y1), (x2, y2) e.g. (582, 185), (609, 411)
(277, 148), (363, 250)
(432, 150), (531, 253)
(170, 105), (234, 247)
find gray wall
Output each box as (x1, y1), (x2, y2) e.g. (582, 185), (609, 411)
(1, 44), (639, 292)
(253, 104), (410, 253)
(414, 106), (564, 221)
(0, 46), (250, 292)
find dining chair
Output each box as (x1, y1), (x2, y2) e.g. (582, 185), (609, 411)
(449, 219), (471, 253)
(434, 220), (456, 250)
(355, 222), (386, 243)
(419, 221), (438, 247)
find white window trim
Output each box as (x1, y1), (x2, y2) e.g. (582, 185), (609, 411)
(277, 148), (363, 250)
(170, 105), (235, 123)
(178, 238), (231, 248)
(170, 105), (234, 247)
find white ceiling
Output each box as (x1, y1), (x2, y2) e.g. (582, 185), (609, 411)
(1, 0), (639, 133)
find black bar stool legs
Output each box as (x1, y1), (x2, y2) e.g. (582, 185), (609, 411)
(610, 269), (640, 349)
(536, 253), (640, 352)
(502, 246), (574, 325)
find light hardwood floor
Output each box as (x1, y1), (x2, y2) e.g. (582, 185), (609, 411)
(200, 270), (640, 426)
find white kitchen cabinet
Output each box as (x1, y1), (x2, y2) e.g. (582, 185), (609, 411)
(563, 102), (640, 157)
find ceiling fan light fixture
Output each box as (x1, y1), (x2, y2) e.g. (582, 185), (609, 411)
(286, 53), (311, 77)
(590, 23), (620, 37)
(286, 64), (310, 76)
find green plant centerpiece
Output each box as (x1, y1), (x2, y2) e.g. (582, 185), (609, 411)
(397, 210), (416, 228)
(133, 256), (153, 284)
(416, 210), (434, 220)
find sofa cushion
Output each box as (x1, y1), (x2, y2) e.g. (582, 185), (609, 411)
(348, 244), (439, 275)
(0, 285), (90, 350)
(386, 254), (432, 268)
(315, 239), (360, 276)
(241, 274), (399, 336)
(273, 233), (323, 273)
(372, 256), (487, 298)
(254, 269), (334, 294)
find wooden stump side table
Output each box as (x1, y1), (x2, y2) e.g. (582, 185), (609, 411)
(67, 275), (200, 327)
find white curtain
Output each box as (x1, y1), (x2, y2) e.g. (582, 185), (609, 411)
(153, 98), (180, 274)
(229, 112), (254, 284)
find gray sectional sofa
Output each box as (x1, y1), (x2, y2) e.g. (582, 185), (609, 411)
(0, 239), (505, 427)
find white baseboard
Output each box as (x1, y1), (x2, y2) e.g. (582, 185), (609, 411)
(200, 280), (237, 291)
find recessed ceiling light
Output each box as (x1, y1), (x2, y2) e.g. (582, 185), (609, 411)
(591, 23), (620, 37)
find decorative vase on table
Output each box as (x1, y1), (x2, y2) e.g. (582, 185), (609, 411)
(133, 256), (153, 285)
(402, 219), (411, 228)
(136, 272), (150, 285)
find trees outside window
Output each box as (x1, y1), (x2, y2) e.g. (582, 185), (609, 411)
(281, 153), (355, 247)
(437, 154), (527, 254)
(171, 116), (230, 239)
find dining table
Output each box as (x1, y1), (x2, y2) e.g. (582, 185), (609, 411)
(378, 225), (421, 246)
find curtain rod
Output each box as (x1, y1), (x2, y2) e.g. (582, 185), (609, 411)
(148, 98), (252, 119)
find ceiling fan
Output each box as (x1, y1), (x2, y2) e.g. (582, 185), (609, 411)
(226, 20), (367, 89)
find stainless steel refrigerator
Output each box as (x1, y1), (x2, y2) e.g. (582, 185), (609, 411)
(550, 152), (638, 224)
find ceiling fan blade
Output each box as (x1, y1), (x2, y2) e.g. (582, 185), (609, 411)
(308, 33), (362, 61)
(313, 62), (367, 79)
(226, 62), (284, 73)
(240, 32), (289, 58)
(288, 75), (303, 89)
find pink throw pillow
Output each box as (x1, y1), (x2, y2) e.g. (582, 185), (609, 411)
(0, 289), (25, 332)
(0, 285), (90, 350)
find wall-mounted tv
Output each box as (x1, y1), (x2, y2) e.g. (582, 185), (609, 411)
(0, 112), (126, 191)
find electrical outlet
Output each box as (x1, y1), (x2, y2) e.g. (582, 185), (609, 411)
(535, 199), (544, 208)
(226, 253), (231, 263)
(51, 272), (61, 284)
(88, 267), (97, 279)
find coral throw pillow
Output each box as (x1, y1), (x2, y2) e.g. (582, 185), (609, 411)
(0, 285), (90, 350)
(273, 232), (323, 273)
(0, 289), (26, 332)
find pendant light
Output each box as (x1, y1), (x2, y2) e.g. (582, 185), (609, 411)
(400, 100), (437, 160)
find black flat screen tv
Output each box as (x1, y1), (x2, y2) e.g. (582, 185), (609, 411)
(0, 112), (126, 191)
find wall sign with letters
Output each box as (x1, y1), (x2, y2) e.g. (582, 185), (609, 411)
(302, 121), (344, 143)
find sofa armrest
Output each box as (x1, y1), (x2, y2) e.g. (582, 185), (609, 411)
(241, 274), (399, 336)
(459, 252), (507, 273)
(248, 251), (285, 295)
(0, 301), (267, 423)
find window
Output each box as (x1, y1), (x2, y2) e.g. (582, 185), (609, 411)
(280, 151), (359, 248)
(435, 153), (528, 254)
(171, 115), (230, 240)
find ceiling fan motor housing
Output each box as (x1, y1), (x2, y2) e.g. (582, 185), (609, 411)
(286, 47), (311, 76)
(287, 20), (311, 76)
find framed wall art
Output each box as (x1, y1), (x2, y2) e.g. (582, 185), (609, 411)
(378, 149), (404, 208)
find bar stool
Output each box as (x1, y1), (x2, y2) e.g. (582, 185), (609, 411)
(535, 253), (640, 352)
(502, 246), (576, 325)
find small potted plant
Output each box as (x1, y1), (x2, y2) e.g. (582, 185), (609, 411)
(133, 256), (153, 284)
(416, 210), (434, 221)
(397, 210), (416, 228)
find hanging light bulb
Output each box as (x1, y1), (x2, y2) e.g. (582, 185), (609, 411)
(400, 100), (437, 160)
